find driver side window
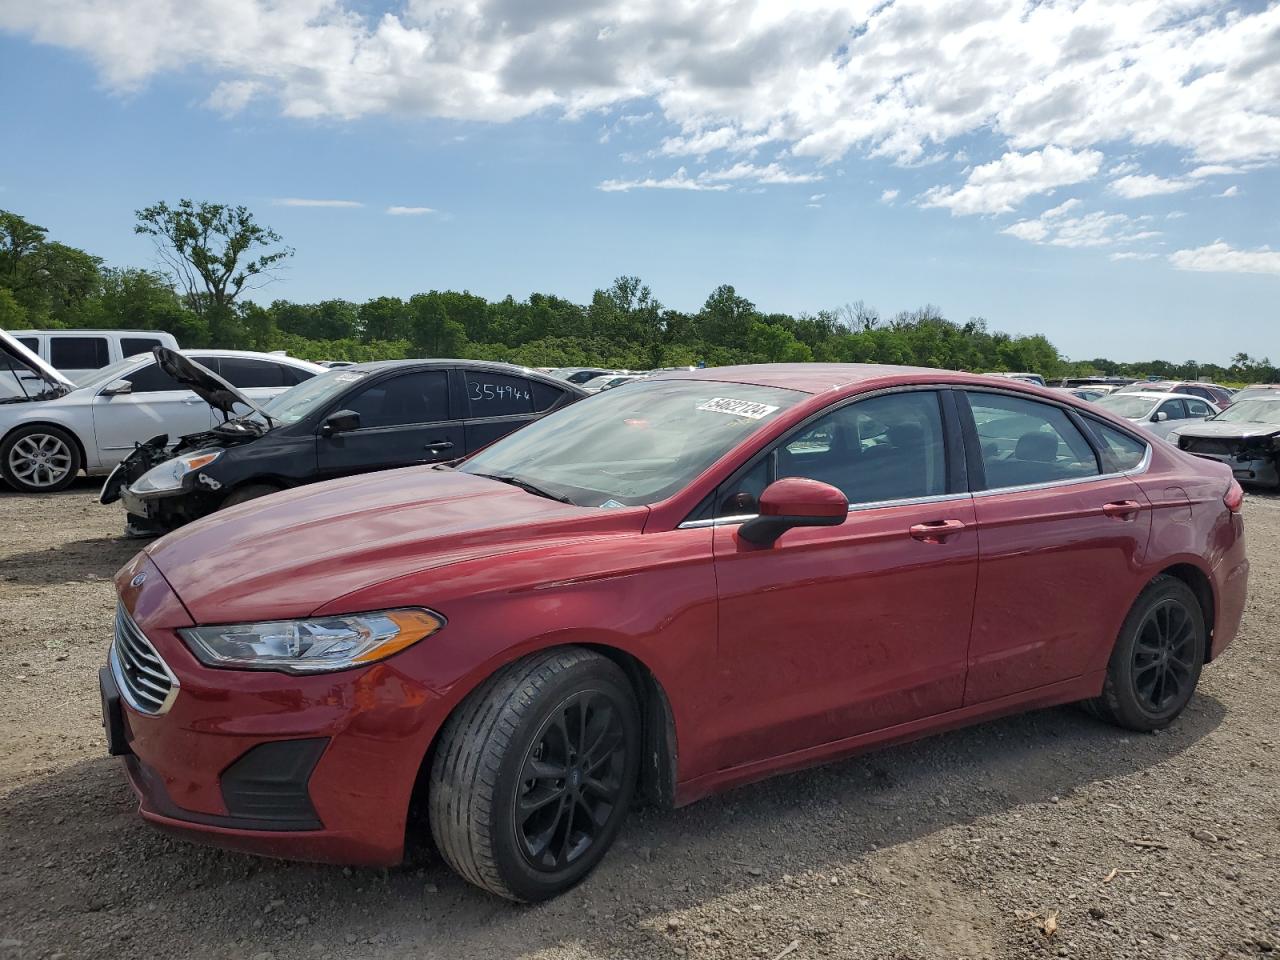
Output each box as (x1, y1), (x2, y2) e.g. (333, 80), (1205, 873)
(714, 391), (948, 516)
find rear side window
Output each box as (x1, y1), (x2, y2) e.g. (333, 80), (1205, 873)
(1184, 398), (1213, 418)
(121, 337), (162, 358)
(531, 380), (568, 412)
(280, 364), (315, 386)
(966, 392), (1099, 490)
(465, 371), (535, 417)
(1158, 398), (1189, 420)
(216, 357), (291, 388)
(346, 371), (450, 428)
(122, 362), (187, 393)
(1084, 417), (1148, 472)
(16, 337), (38, 353)
(50, 336), (109, 370)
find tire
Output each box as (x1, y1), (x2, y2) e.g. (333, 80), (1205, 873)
(222, 483), (282, 508)
(428, 647), (640, 902)
(1085, 575), (1206, 731)
(0, 424), (82, 492)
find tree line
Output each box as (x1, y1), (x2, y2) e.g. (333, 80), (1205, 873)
(1, 203), (1274, 384)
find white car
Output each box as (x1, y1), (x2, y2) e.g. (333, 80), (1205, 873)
(0, 332), (323, 492)
(9, 328), (180, 383)
(1092, 391), (1220, 442)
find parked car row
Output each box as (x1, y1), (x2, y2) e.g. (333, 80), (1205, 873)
(99, 362), (1248, 902)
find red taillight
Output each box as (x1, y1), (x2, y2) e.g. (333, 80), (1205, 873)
(1224, 479), (1244, 514)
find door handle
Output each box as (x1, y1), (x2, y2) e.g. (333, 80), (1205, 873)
(182, 397), (203, 405)
(1102, 500), (1142, 520)
(425, 440), (454, 450)
(909, 519), (967, 543)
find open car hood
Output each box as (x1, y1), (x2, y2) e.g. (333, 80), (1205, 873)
(153, 347), (270, 419)
(0, 329), (75, 399)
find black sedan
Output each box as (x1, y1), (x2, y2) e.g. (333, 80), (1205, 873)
(102, 354), (588, 534)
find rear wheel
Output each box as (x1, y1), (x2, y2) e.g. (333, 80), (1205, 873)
(428, 648), (640, 901)
(1, 425), (81, 492)
(1086, 575), (1205, 731)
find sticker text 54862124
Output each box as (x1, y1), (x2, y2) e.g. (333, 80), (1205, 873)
(696, 397), (780, 420)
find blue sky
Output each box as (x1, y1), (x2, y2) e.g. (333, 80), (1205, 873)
(1, 1), (1278, 365)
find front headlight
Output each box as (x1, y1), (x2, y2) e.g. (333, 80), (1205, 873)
(179, 609), (443, 673)
(130, 449), (222, 495)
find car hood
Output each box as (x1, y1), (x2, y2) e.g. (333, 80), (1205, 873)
(1174, 420), (1280, 439)
(144, 468), (648, 624)
(153, 347), (270, 419)
(0, 329), (74, 400)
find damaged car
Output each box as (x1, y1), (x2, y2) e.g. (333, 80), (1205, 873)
(1171, 396), (1280, 488)
(103, 356), (587, 535)
(1, 331), (320, 493)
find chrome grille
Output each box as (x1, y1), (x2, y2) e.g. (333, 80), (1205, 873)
(111, 603), (179, 716)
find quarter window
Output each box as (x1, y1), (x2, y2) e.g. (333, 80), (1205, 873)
(1084, 417), (1148, 472)
(50, 336), (109, 370)
(1184, 398), (1213, 418)
(345, 371), (450, 428)
(465, 372), (535, 417)
(966, 392), (1099, 489)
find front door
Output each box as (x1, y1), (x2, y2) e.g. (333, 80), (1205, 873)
(92, 361), (217, 466)
(959, 390), (1154, 704)
(709, 389), (978, 770)
(316, 368), (460, 478)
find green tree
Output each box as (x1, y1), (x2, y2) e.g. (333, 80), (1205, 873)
(359, 296), (410, 342)
(134, 200), (292, 344)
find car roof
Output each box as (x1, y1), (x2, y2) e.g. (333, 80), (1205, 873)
(126, 349), (325, 369)
(337, 358), (587, 391)
(650, 363), (985, 394)
(1109, 391), (1197, 401)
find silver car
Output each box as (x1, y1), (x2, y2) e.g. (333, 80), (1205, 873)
(0, 332), (323, 492)
(1092, 391), (1220, 442)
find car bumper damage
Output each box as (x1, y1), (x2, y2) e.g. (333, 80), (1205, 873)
(103, 556), (447, 866)
(1178, 435), (1280, 487)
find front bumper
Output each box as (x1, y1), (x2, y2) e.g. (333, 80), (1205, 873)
(107, 555), (449, 866)
(119, 483), (218, 535)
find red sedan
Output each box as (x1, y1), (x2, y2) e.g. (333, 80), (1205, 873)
(102, 364), (1249, 901)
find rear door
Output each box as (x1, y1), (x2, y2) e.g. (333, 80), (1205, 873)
(959, 389), (1153, 704)
(91, 361), (218, 462)
(213, 356), (311, 410)
(315, 368), (459, 478)
(461, 369), (555, 452)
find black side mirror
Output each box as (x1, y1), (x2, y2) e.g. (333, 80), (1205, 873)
(100, 379), (133, 397)
(321, 409), (361, 436)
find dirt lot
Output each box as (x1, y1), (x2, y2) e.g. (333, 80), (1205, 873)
(1, 482), (1278, 960)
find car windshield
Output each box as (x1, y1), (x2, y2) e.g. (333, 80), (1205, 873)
(1095, 394), (1158, 419)
(1212, 398), (1280, 424)
(75, 356), (151, 391)
(259, 368), (368, 425)
(457, 379), (804, 507)
(1234, 387), (1280, 403)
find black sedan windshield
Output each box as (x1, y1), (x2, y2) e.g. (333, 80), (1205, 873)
(458, 379), (803, 506)
(259, 368), (368, 425)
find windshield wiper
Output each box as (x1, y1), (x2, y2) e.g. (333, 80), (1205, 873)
(475, 473), (574, 505)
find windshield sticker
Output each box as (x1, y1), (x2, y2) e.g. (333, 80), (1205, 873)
(697, 397), (780, 420)
(599, 499), (625, 509)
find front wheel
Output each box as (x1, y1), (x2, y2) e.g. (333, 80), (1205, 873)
(1086, 575), (1206, 731)
(429, 648), (640, 901)
(1, 425), (82, 492)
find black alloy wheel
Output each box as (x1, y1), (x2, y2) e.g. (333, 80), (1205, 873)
(1131, 599), (1198, 714)
(515, 690), (629, 873)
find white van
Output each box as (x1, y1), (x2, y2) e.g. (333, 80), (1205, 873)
(10, 329), (180, 384)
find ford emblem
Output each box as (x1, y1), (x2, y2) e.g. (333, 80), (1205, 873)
(130, 573), (147, 588)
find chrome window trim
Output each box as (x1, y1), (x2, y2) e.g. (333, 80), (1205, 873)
(971, 439), (1152, 498)
(677, 491), (974, 529)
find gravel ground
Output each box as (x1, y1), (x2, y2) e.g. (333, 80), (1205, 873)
(1, 481), (1278, 960)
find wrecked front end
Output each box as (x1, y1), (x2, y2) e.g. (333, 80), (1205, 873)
(1177, 432), (1280, 488)
(101, 421), (264, 536)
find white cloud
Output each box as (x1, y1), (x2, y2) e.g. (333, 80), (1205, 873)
(809, 193), (826, 202)
(1170, 242), (1280, 276)
(1109, 174), (1198, 199)
(920, 147), (1102, 216)
(1041, 198), (1081, 219)
(880, 188), (899, 204)
(1216, 185), (1240, 197)
(1166, 210), (1188, 219)
(386, 205), (436, 215)
(1003, 203), (1159, 249)
(598, 161), (817, 192)
(1111, 251), (1158, 261)
(271, 198), (363, 208)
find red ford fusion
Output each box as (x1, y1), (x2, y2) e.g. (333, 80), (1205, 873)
(101, 364), (1248, 901)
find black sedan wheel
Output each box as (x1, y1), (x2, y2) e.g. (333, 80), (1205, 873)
(1086, 575), (1205, 731)
(1, 425), (82, 492)
(429, 647), (640, 901)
